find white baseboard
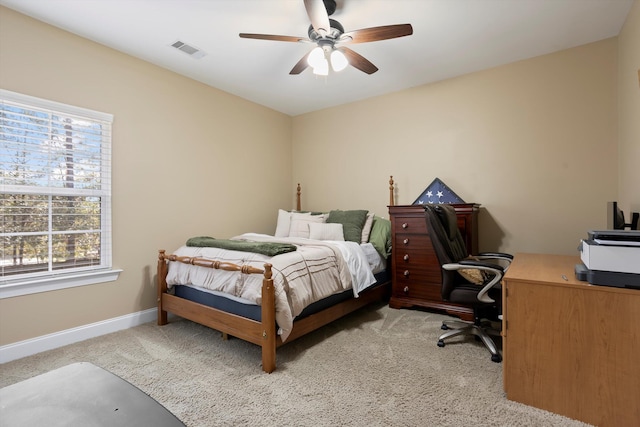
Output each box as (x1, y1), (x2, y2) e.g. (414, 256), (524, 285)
(0, 308), (158, 364)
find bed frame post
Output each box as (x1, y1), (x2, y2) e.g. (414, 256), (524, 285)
(296, 183), (301, 211)
(389, 175), (395, 206)
(261, 264), (276, 373)
(157, 250), (168, 326)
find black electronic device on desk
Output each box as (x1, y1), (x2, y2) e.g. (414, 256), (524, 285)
(607, 201), (639, 230)
(575, 230), (640, 289)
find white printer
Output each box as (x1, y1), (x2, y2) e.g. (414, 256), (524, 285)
(576, 230), (640, 289)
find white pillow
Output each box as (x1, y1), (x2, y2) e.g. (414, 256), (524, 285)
(309, 223), (345, 241)
(360, 212), (375, 244)
(275, 209), (311, 237)
(288, 213), (327, 239)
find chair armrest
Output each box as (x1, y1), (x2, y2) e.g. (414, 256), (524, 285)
(443, 261), (504, 303)
(456, 260), (505, 272)
(476, 252), (514, 271)
(478, 252), (513, 261)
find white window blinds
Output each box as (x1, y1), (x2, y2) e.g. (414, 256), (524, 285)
(1, 89), (114, 283)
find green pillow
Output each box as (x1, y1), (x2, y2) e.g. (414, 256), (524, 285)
(369, 216), (392, 258)
(326, 209), (368, 243)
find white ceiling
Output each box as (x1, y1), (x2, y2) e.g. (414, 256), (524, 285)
(0, 0), (633, 116)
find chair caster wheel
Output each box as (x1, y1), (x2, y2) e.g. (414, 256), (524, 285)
(441, 324), (449, 330)
(491, 354), (502, 363)
(437, 340), (445, 348)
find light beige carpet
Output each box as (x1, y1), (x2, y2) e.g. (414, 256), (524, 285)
(0, 304), (591, 427)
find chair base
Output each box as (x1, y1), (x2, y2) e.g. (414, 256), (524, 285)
(437, 319), (502, 363)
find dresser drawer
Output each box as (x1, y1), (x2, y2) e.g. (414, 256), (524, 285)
(394, 233), (431, 250)
(393, 216), (427, 234)
(393, 233), (441, 301)
(393, 237), (440, 280)
(392, 269), (442, 301)
(393, 264), (441, 286)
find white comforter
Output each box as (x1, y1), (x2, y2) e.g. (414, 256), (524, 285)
(165, 233), (376, 341)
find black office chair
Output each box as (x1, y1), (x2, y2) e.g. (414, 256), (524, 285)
(424, 204), (513, 363)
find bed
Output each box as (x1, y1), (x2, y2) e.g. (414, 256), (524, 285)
(157, 177), (396, 373)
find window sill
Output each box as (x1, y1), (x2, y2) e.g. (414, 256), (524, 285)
(0, 269), (123, 299)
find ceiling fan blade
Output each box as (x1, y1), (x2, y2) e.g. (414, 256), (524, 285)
(290, 51), (311, 75)
(341, 47), (378, 74)
(239, 33), (306, 43)
(340, 24), (413, 44)
(304, 0), (330, 37)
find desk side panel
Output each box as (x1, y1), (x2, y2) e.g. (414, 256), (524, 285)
(504, 279), (640, 427)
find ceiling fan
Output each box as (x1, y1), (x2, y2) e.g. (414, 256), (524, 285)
(239, 0), (413, 75)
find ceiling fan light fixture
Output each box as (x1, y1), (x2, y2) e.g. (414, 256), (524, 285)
(330, 49), (348, 72)
(312, 58), (329, 76)
(240, 1), (413, 76)
(307, 46), (325, 69)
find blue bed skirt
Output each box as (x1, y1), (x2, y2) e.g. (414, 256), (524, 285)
(173, 269), (391, 323)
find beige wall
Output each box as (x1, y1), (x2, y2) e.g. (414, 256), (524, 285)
(0, 7), (293, 345)
(618, 0), (640, 214)
(292, 38), (619, 256)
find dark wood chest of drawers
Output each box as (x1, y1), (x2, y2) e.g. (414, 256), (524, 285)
(388, 204), (479, 321)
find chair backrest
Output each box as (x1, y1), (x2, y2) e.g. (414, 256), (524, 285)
(424, 205), (468, 264)
(424, 204), (469, 301)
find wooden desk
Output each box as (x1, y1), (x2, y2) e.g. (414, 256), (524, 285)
(502, 253), (640, 427)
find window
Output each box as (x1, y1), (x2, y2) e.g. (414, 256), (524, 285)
(1, 89), (120, 298)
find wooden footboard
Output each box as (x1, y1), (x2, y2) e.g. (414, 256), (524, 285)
(157, 250), (277, 373)
(157, 249), (390, 373)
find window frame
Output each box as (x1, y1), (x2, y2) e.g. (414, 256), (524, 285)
(0, 89), (121, 298)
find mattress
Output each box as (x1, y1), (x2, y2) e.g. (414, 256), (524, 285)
(172, 269), (391, 325)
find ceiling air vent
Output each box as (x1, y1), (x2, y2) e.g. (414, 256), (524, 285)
(170, 40), (207, 59)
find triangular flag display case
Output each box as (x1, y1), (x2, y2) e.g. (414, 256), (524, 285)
(413, 178), (465, 205)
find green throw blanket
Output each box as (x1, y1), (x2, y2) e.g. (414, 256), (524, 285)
(186, 236), (297, 256)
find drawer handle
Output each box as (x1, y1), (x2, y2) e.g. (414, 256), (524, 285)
(403, 270), (410, 277)
(403, 254), (410, 262)
(403, 238), (410, 245)
(403, 286), (409, 293)
(402, 222), (409, 229)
